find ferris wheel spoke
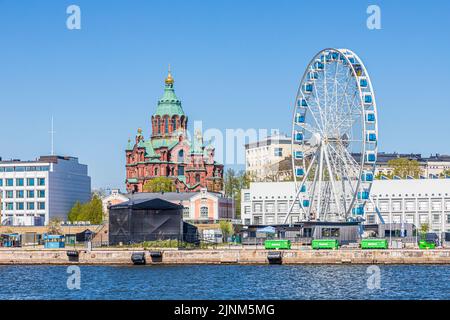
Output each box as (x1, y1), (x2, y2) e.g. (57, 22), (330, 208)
(323, 145), (344, 217)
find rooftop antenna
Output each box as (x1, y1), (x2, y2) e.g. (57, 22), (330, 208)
(49, 116), (56, 155)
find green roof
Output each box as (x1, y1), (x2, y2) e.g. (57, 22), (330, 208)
(154, 82), (185, 117)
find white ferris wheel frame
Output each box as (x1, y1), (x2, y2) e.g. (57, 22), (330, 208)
(285, 48), (378, 223)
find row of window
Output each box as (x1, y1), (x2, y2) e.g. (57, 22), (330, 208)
(1, 189), (45, 199)
(0, 166), (49, 172)
(372, 214), (450, 225)
(0, 177), (45, 187)
(182, 206), (209, 218)
(2, 201), (46, 210)
(369, 200), (450, 212)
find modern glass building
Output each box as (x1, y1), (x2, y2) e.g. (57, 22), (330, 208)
(0, 155), (91, 226)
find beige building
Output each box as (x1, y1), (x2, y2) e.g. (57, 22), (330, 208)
(245, 134), (306, 181)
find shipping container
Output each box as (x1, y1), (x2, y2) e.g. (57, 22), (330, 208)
(311, 239), (339, 250)
(418, 240), (436, 249)
(361, 238), (388, 249)
(264, 239), (291, 250)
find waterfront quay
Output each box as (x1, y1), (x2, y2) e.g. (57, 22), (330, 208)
(1, 247), (449, 265)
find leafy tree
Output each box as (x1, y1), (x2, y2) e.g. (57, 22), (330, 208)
(143, 177), (174, 192)
(419, 223), (429, 236)
(223, 169), (253, 218)
(441, 169), (450, 177)
(387, 158), (422, 178)
(47, 217), (63, 235)
(67, 195), (103, 224)
(219, 220), (233, 242)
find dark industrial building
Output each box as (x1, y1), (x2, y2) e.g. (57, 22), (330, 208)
(108, 197), (198, 245)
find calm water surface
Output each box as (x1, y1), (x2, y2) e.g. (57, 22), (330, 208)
(0, 265), (448, 300)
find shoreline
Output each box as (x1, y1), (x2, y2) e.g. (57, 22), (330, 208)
(1, 248), (449, 265)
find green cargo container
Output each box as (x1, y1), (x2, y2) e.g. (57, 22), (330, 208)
(264, 239), (291, 250)
(311, 239), (339, 250)
(360, 239), (388, 249)
(418, 240), (436, 249)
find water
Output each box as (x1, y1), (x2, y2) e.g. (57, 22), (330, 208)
(0, 265), (448, 300)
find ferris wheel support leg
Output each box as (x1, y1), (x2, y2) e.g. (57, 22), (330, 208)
(369, 196), (385, 224)
(284, 150), (319, 225)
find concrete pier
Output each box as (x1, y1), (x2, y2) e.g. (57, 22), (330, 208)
(0, 248), (449, 265)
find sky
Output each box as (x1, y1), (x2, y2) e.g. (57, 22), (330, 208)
(0, 0), (449, 189)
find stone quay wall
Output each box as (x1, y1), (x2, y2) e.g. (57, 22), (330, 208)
(0, 248), (449, 265)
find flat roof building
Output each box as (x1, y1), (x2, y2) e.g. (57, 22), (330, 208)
(0, 155), (91, 226)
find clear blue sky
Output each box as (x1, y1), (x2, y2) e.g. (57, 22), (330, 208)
(0, 0), (449, 189)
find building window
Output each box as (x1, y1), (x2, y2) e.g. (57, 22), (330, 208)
(37, 190), (46, 198)
(6, 190), (13, 199)
(274, 147), (283, 157)
(278, 202), (287, 212)
(27, 190), (35, 198)
(418, 201), (428, 211)
(178, 165), (184, 176)
(447, 215), (450, 224)
(195, 174), (200, 183)
(15, 178), (24, 186)
(16, 202), (24, 210)
(321, 228), (340, 237)
(27, 202), (35, 210)
(265, 203), (275, 213)
(183, 207), (190, 218)
(16, 190), (24, 198)
(27, 178), (35, 186)
(431, 201), (442, 211)
(0, 179), (2, 186)
(367, 215), (376, 224)
(37, 178), (45, 186)
(433, 214), (440, 223)
(6, 203), (13, 210)
(165, 118), (169, 134)
(6, 178), (13, 186)
(178, 150), (184, 163)
(157, 118), (160, 134)
(172, 118), (177, 131)
(254, 203), (262, 213)
(37, 202), (45, 210)
(244, 206), (251, 214)
(244, 193), (250, 202)
(200, 206), (208, 218)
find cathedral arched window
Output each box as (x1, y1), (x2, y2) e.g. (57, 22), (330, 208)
(195, 174), (200, 183)
(172, 117), (177, 131)
(165, 117), (169, 134)
(156, 118), (160, 134)
(154, 167), (159, 176)
(178, 149), (184, 163)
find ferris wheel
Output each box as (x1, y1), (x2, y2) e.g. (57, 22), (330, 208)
(285, 48), (378, 223)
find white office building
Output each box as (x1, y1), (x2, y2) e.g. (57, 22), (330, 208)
(0, 155), (91, 226)
(241, 179), (450, 234)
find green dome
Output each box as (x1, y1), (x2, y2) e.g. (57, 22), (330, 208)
(153, 71), (185, 117)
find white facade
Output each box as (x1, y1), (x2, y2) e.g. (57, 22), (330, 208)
(241, 180), (450, 234)
(0, 156), (91, 226)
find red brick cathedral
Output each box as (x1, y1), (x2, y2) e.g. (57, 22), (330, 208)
(125, 69), (224, 193)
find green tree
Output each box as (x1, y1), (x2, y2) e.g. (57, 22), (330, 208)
(219, 220), (233, 242)
(223, 169), (253, 218)
(68, 201), (82, 222)
(67, 195), (104, 224)
(388, 158), (422, 178)
(143, 177), (175, 192)
(419, 223), (429, 236)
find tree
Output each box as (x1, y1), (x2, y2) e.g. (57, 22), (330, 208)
(219, 220), (233, 242)
(387, 158), (422, 178)
(223, 169), (253, 218)
(67, 195), (104, 224)
(47, 217), (63, 235)
(419, 223), (429, 235)
(143, 177), (174, 192)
